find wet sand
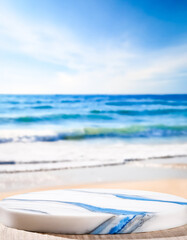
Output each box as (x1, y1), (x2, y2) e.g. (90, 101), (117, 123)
(0, 158), (186, 199)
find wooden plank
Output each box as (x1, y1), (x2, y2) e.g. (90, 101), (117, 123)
(0, 224), (68, 240)
(51, 225), (187, 239)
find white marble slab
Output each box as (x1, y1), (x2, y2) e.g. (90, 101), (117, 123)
(0, 189), (186, 234)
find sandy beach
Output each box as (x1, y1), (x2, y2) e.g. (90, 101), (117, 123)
(0, 157), (187, 200)
(1, 178), (187, 201)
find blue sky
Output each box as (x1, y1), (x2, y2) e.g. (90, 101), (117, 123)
(0, 0), (187, 94)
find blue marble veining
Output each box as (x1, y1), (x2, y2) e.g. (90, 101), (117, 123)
(3, 198), (150, 215)
(70, 189), (187, 205)
(0, 189), (187, 234)
(90, 216), (116, 234)
(9, 208), (49, 214)
(108, 216), (132, 234)
(119, 214), (151, 234)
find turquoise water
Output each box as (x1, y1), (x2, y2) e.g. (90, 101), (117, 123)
(0, 94), (187, 142)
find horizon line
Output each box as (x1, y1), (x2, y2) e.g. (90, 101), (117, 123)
(0, 93), (187, 96)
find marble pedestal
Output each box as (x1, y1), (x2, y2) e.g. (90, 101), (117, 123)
(0, 189), (186, 234)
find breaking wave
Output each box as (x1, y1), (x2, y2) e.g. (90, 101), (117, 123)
(0, 125), (187, 143)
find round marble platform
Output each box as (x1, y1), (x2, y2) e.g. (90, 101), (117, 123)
(0, 189), (186, 235)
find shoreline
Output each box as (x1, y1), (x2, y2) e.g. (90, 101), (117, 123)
(0, 155), (187, 174)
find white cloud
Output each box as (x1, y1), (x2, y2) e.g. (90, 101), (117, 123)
(57, 44), (187, 93)
(0, 5), (187, 94)
(0, 64), (56, 94)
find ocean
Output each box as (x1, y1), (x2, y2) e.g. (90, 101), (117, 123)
(0, 94), (187, 173)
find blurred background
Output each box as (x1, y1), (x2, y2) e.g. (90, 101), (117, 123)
(0, 0), (186, 193)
